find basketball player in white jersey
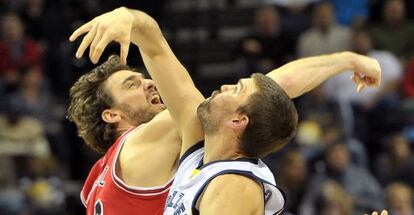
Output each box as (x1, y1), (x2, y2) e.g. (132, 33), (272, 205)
(69, 7), (381, 215)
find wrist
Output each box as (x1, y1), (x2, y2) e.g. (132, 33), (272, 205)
(335, 51), (357, 72)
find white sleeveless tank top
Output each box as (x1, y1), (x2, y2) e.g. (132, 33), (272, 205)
(164, 143), (285, 215)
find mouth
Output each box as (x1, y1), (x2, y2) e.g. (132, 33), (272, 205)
(150, 94), (162, 105)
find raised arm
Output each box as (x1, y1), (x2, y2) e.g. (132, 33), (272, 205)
(69, 7), (204, 155)
(129, 10), (205, 154)
(69, 8), (381, 155)
(267, 52), (381, 98)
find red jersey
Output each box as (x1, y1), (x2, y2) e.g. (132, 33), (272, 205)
(81, 127), (173, 215)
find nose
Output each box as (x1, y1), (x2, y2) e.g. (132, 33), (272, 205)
(144, 79), (156, 91)
(220, 85), (230, 92)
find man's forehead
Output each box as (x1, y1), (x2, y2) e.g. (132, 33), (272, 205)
(110, 70), (144, 81)
(104, 70), (143, 89)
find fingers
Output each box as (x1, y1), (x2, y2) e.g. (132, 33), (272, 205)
(89, 28), (103, 64)
(369, 210), (388, 215)
(120, 41), (130, 65)
(352, 73), (367, 93)
(357, 83), (365, 93)
(69, 20), (93, 42)
(75, 24), (98, 59)
(91, 35), (111, 64)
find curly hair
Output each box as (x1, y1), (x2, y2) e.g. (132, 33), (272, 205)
(67, 55), (133, 153)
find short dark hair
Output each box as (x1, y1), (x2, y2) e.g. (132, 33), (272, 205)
(237, 73), (298, 157)
(67, 55), (132, 153)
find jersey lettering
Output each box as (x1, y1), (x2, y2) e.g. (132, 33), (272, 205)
(166, 191), (186, 214)
(173, 204), (186, 215)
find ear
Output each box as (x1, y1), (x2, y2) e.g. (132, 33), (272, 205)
(102, 109), (122, 124)
(227, 114), (249, 131)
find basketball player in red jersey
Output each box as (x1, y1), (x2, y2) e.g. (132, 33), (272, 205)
(69, 7), (382, 215)
(67, 56), (179, 215)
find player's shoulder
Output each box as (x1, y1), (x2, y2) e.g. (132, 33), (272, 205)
(200, 174), (263, 214)
(207, 174), (262, 196)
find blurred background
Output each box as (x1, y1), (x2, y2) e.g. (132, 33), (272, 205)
(0, 0), (413, 214)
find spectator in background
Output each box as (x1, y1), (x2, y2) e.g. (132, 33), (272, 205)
(324, 28), (402, 149)
(297, 122), (369, 169)
(0, 98), (51, 214)
(20, 0), (74, 97)
(294, 86), (368, 168)
(300, 143), (384, 215)
(375, 134), (414, 187)
(266, 0), (316, 48)
(403, 56), (414, 98)
(265, 0), (320, 7)
(20, 0), (47, 41)
(386, 182), (414, 215)
(6, 65), (52, 126)
(0, 12), (42, 87)
(297, 1), (350, 57)
(324, 28), (401, 105)
(277, 149), (309, 214)
(369, 0), (414, 62)
(5, 65), (70, 171)
(316, 180), (353, 215)
(330, 0), (369, 26)
(296, 86), (345, 134)
(236, 6), (295, 75)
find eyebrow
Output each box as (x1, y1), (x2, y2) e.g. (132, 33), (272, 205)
(122, 75), (136, 86)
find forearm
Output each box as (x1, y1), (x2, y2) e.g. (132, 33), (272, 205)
(139, 43), (204, 107)
(267, 52), (357, 98)
(126, 8), (204, 129)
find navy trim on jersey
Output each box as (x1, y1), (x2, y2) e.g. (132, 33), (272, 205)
(275, 186), (287, 215)
(197, 157), (259, 170)
(190, 169), (285, 215)
(179, 142), (204, 166)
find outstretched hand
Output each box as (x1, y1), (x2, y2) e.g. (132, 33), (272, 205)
(351, 53), (381, 93)
(367, 210), (388, 215)
(69, 7), (133, 64)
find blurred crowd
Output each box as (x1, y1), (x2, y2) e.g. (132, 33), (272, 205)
(0, 0), (413, 214)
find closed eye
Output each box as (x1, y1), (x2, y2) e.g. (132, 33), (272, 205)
(128, 81), (140, 89)
(122, 75), (142, 89)
(129, 83), (136, 88)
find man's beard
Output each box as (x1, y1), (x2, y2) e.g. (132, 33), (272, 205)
(121, 103), (164, 126)
(197, 99), (221, 135)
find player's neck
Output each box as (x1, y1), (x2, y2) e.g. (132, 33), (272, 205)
(203, 132), (242, 164)
(116, 120), (136, 135)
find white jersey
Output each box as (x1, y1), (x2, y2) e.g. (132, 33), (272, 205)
(164, 143), (285, 215)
